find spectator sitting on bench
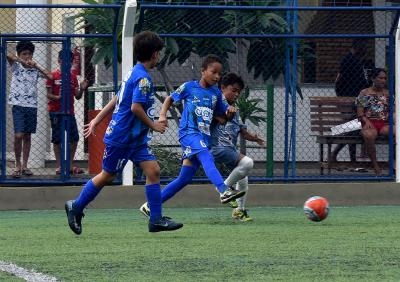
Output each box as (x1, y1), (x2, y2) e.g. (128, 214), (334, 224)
(356, 68), (390, 176)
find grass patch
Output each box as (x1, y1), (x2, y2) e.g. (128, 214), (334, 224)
(0, 207), (400, 281)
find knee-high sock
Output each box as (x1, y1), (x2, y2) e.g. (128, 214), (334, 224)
(73, 179), (102, 212)
(224, 156), (254, 187)
(145, 183), (162, 223)
(197, 150), (227, 193)
(161, 165), (198, 203)
(236, 177), (248, 210)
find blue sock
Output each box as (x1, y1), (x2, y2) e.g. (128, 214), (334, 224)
(73, 179), (102, 212)
(145, 183), (162, 223)
(161, 165), (197, 203)
(197, 150), (227, 193)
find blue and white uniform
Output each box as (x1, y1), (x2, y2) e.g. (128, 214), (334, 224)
(210, 107), (246, 169)
(170, 80), (228, 159)
(102, 64), (156, 173)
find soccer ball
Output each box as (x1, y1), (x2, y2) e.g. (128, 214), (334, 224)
(303, 196), (329, 222)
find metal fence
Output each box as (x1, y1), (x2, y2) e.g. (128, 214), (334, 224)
(0, 4), (121, 185)
(0, 3), (398, 185)
(138, 3), (398, 182)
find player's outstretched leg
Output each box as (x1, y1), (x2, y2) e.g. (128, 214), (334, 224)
(148, 216), (183, 232)
(64, 175), (108, 235)
(232, 177), (253, 221)
(196, 150), (245, 203)
(139, 165), (197, 218)
(65, 200), (85, 235)
(143, 175), (183, 232)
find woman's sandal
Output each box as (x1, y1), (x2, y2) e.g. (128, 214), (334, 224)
(12, 169), (22, 178)
(22, 168), (33, 176)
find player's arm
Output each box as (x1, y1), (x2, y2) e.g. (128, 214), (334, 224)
(83, 95), (117, 138)
(131, 103), (166, 133)
(225, 106), (237, 120)
(46, 84), (60, 101)
(158, 96), (173, 126)
(214, 115), (227, 124)
(6, 53), (31, 68)
(240, 128), (265, 146)
(27, 59), (53, 80)
(6, 53), (19, 66)
(75, 79), (89, 100)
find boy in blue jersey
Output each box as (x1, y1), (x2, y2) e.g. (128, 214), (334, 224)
(211, 73), (265, 221)
(139, 55), (245, 217)
(65, 31), (183, 234)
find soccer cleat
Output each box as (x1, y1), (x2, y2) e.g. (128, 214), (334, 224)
(220, 187), (246, 204)
(148, 216), (183, 232)
(139, 202), (150, 218)
(65, 200), (85, 235)
(232, 208), (253, 222)
(228, 200), (238, 209)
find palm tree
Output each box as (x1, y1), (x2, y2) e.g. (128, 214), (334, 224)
(236, 87), (266, 154)
(76, 0), (300, 153)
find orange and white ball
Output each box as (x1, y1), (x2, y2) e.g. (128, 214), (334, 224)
(303, 196), (330, 222)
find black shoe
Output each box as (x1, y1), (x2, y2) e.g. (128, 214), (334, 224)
(65, 200), (84, 235)
(148, 216), (183, 233)
(220, 187), (246, 204)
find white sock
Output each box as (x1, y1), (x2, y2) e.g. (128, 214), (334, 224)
(236, 177), (248, 210)
(224, 156), (253, 187)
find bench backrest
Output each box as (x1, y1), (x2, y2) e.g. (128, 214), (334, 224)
(310, 96), (356, 135)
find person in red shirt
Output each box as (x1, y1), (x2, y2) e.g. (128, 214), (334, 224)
(46, 50), (88, 175)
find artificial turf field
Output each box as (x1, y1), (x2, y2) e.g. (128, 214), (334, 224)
(0, 206), (400, 281)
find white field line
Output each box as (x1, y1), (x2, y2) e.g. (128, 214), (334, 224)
(0, 261), (58, 282)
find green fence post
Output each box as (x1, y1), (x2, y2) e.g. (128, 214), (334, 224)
(266, 84), (274, 178)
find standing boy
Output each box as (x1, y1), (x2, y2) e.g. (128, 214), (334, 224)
(139, 55), (245, 217)
(46, 50), (88, 175)
(65, 31), (183, 234)
(211, 73), (265, 221)
(7, 41), (53, 178)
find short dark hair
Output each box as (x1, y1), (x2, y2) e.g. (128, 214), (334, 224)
(201, 54), (223, 70)
(371, 67), (387, 79)
(58, 50), (74, 62)
(133, 31), (164, 62)
(220, 72), (244, 90)
(16, 41), (35, 55)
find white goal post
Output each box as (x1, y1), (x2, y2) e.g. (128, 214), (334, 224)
(122, 0), (137, 186)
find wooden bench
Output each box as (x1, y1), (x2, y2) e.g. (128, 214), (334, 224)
(310, 96), (388, 175)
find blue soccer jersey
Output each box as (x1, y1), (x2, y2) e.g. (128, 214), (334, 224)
(170, 80), (229, 146)
(210, 108), (247, 149)
(104, 64), (155, 148)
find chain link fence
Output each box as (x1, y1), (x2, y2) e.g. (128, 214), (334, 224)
(0, 4), (120, 184)
(0, 3), (398, 184)
(139, 4), (397, 181)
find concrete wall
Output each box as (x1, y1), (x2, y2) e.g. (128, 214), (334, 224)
(1, 182), (400, 210)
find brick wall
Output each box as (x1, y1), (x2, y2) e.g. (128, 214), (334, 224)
(304, 10), (375, 83)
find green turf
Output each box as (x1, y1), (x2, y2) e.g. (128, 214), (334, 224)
(0, 207), (400, 281)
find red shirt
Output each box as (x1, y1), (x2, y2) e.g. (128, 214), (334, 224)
(46, 69), (79, 114)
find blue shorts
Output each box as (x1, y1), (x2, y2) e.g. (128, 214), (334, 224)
(102, 144), (156, 174)
(12, 105), (37, 134)
(211, 146), (240, 170)
(180, 133), (209, 160)
(50, 113), (79, 144)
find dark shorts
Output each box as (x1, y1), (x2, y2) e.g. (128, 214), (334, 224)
(50, 113), (79, 144)
(102, 144), (156, 174)
(12, 105), (37, 134)
(211, 146), (240, 170)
